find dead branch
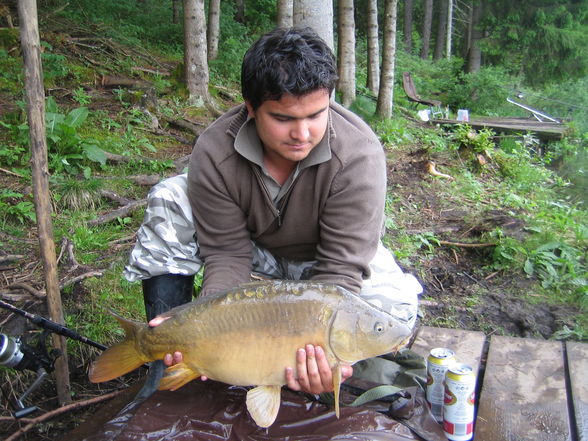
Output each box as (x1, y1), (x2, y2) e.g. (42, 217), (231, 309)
(6, 282), (45, 299)
(103, 150), (154, 164)
(57, 237), (80, 271)
(160, 115), (204, 136)
(101, 74), (152, 89)
(128, 174), (162, 186)
(0, 292), (33, 301)
(99, 189), (133, 206)
(87, 198), (147, 226)
(438, 240), (495, 248)
(132, 66), (170, 76)
(135, 125), (193, 145)
(0, 167), (24, 178)
(59, 270), (103, 290)
(108, 234), (136, 245)
(5, 388), (126, 441)
(0, 254), (24, 263)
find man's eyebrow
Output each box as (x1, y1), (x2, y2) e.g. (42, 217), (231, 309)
(269, 106), (328, 119)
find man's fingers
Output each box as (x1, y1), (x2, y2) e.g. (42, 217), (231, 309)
(162, 351), (183, 367)
(295, 347), (309, 389)
(148, 315), (170, 327)
(341, 365), (354, 380)
(285, 366), (300, 391)
(314, 346), (333, 392)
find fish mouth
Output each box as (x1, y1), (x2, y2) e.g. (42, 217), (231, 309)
(390, 333), (414, 353)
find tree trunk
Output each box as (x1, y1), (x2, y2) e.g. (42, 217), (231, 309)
(446, 0), (453, 58)
(433, 0), (448, 60)
(403, 0), (413, 53)
(366, 0), (379, 94)
(293, 0), (334, 51)
(17, 0), (71, 406)
(183, 0), (209, 105)
(234, 0), (245, 23)
(466, 0), (483, 72)
(172, 0), (181, 24)
(277, 0), (293, 27)
(376, 0), (398, 119)
(207, 0), (220, 61)
(337, 0), (355, 107)
(420, 0), (433, 59)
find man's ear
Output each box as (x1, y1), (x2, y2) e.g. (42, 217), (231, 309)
(245, 101), (255, 118)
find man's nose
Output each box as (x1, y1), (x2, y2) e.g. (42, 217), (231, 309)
(290, 120), (310, 141)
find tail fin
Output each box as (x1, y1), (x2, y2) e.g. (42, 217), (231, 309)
(89, 313), (147, 383)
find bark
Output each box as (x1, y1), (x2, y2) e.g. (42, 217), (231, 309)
(234, 0), (245, 23)
(433, 0), (448, 61)
(17, 0), (71, 405)
(337, 0), (355, 107)
(183, 0), (210, 105)
(403, 0), (413, 53)
(207, 0), (220, 61)
(420, 0), (433, 59)
(172, 0), (181, 24)
(366, 0), (379, 94)
(446, 0), (453, 58)
(466, 0), (483, 73)
(277, 0), (293, 27)
(293, 0), (334, 51)
(376, 0), (398, 119)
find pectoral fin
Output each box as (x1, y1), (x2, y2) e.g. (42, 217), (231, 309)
(333, 363), (342, 419)
(158, 362), (201, 391)
(246, 385), (282, 428)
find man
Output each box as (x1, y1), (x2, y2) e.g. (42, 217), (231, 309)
(124, 27), (422, 396)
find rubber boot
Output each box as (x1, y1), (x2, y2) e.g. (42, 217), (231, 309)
(133, 274), (195, 403)
(142, 273), (195, 321)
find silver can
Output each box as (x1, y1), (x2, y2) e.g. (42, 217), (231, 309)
(443, 363), (476, 441)
(426, 347), (455, 422)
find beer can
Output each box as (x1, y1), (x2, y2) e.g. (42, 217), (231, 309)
(426, 348), (455, 422)
(443, 363), (476, 441)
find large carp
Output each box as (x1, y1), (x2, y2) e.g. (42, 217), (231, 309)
(89, 280), (412, 427)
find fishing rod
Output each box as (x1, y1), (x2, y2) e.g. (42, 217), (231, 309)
(0, 299), (107, 351)
(0, 298), (107, 418)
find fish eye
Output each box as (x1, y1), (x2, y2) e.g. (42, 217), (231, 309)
(374, 322), (384, 333)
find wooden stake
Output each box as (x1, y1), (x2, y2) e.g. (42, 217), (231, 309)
(17, 0), (71, 405)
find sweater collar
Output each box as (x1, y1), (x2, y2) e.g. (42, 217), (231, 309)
(228, 103), (335, 169)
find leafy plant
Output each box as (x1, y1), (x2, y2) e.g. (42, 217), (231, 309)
(45, 96), (107, 177)
(0, 189), (36, 224)
(72, 87), (92, 105)
(451, 124), (496, 157)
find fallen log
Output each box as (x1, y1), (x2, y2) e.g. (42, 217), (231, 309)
(88, 198), (147, 226)
(101, 74), (152, 89)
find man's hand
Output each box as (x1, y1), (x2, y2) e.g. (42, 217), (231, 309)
(149, 317), (208, 381)
(285, 344), (353, 394)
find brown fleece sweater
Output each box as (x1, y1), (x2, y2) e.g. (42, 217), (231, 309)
(187, 101), (386, 296)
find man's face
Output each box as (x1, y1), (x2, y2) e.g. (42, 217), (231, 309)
(246, 89), (330, 166)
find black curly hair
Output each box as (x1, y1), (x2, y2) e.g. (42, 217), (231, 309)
(241, 27), (338, 110)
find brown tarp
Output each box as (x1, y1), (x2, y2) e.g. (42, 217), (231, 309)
(79, 380), (448, 441)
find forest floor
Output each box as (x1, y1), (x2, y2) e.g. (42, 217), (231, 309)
(0, 24), (583, 441)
